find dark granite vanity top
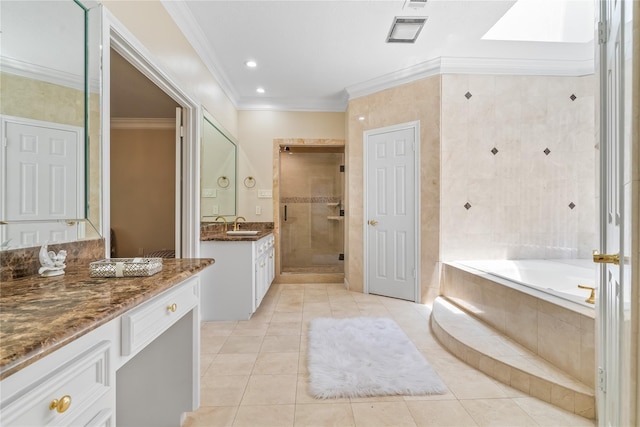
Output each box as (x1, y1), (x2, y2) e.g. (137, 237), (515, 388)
(0, 258), (214, 380)
(200, 221), (274, 242)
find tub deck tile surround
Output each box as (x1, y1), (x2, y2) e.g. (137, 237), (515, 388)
(0, 258), (214, 380)
(441, 262), (595, 389)
(432, 297), (596, 419)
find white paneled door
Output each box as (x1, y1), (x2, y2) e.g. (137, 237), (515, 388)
(597, 0), (632, 425)
(1, 116), (83, 247)
(364, 122), (419, 302)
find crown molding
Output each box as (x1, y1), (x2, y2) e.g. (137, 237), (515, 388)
(236, 94), (348, 112)
(1, 57), (87, 92)
(161, 0), (240, 107)
(110, 118), (175, 129)
(346, 56), (594, 101)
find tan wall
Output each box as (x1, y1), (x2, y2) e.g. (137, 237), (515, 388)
(237, 111), (345, 222)
(346, 77), (442, 303)
(110, 127), (175, 257)
(102, 1), (238, 137)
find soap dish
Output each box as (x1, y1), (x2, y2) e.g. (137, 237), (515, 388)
(89, 258), (163, 278)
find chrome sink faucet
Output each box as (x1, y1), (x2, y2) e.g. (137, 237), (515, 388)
(233, 216), (246, 231)
(214, 215), (228, 232)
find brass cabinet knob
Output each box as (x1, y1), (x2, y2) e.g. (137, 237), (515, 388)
(592, 250), (620, 265)
(49, 395), (72, 413)
(577, 284), (596, 304)
(368, 219), (378, 226)
(167, 303), (177, 313)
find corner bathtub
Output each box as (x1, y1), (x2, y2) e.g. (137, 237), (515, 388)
(441, 259), (596, 389)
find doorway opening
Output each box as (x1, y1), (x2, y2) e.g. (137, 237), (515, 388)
(109, 48), (180, 258)
(275, 141), (345, 283)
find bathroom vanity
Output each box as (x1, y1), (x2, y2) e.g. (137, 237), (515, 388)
(200, 232), (275, 320)
(0, 258), (213, 427)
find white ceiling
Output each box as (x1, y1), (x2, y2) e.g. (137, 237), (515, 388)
(163, 0), (595, 112)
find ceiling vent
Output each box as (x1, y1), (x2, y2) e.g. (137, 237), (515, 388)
(405, 0), (428, 8)
(386, 17), (427, 43)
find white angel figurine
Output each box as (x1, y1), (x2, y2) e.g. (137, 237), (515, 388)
(38, 243), (67, 277)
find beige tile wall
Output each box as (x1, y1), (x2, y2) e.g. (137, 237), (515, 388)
(440, 74), (596, 261)
(346, 77), (442, 303)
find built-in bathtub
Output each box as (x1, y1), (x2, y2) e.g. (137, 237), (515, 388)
(440, 259), (595, 390)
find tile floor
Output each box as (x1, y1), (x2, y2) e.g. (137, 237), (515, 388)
(182, 282), (595, 427)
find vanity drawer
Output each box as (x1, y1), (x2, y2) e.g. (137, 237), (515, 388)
(121, 277), (199, 356)
(0, 341), (111, 427)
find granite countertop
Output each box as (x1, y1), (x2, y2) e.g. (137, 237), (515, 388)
(0, 258), (214, 380)
(200, 221), (274, 242)
(201, 230), (273, 242)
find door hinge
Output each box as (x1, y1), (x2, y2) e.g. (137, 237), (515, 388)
(180, 126), (185, 138)
(598, 21), (608, 45)
(598, 367), (606, 392)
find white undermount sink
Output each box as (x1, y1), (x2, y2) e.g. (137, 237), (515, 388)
(226, 230), (260, 236)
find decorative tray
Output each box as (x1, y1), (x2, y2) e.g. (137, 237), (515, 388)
(89, 257), (163, 278)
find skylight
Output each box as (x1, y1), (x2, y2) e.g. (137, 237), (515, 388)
(482, 0), (594, 43)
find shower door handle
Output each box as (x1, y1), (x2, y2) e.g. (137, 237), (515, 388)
(284, 205), (287, 221)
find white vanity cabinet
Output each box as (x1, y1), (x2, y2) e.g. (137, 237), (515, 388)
(200, 233), (275, 321)
(0, 275), (201, 427)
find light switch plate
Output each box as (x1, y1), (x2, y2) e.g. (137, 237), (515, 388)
(203, 188), (217, 198)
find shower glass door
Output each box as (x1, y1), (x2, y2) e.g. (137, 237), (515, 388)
(279, 146), (344, 274)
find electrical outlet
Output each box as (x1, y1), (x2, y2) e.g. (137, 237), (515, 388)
(138, 247), (144, 255)
(212, 205), (219, 215)
(256, 205), (262, 215)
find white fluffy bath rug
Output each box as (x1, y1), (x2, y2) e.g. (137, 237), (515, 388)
(308, 317), (447, 399)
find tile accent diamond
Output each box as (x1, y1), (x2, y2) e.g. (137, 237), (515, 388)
(544, 148), (551, 155)
(464, 91), (472, 99)
(570, 94), (577, 101)
(569, 202), (576, 209)
(464, 202), (472, 210)
(491, 147), (499, 155)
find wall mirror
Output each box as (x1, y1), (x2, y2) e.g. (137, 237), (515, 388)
(0, 0), (102, 250)
(200, 112), (237, 220)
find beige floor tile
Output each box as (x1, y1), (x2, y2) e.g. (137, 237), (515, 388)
(438, 368), (509, 399)
(460, 398), (538, 426)
(202, 321), (237, 336)
(185, 283), (595, 427)
(405, 400), (479, 426)
(201, 335), (229, 354)
(183, 406), (237, 427)
(261, 335), (301, 353)
(200, 375), (250, 407)
(207, 353), (258, 376)
(219, 336), (264, 353)
(233, 404), (295, 427)
(253, 352), (300, 375)
(242, 374), (298, 405)
(267, 321), (303, 336)
(351, 401), (417, 427)
(513, 397), (595, 426)
(294, 403), (355, 426)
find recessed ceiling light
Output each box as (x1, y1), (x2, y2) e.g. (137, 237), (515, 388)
(358, 116), (366, 121)
(245, 60), (257, 68)
(256, 87), (265, 94)
(386, 17), (427, 43)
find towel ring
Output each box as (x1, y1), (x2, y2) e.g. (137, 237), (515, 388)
(217, 176), (230, 188)
(244, 176), (256, 188)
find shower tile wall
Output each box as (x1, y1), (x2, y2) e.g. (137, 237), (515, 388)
(441, 74), (596, 260)
(280, 152), (344, 272)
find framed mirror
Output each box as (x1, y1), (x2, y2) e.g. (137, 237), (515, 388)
(0, 0), (102, 250)
(200, 112), (237, 220)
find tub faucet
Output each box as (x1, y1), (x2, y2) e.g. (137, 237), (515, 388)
(214, 215), (228, 231)
(233, 216), (246, 231)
